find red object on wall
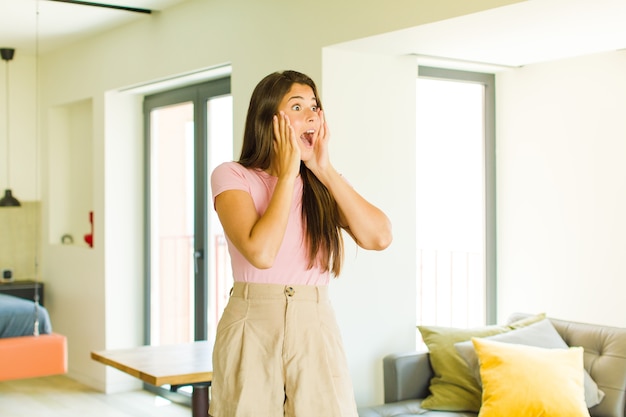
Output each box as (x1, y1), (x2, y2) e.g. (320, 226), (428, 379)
(84, 211), (94, 248)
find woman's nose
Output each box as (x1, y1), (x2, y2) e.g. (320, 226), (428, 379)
(305, 108), (318, 121)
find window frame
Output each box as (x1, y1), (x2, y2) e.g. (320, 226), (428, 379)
(417, 66), (497, 324)
(141, 77), (231, 404)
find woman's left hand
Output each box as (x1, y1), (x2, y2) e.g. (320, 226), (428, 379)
(305, 109), (331, 176)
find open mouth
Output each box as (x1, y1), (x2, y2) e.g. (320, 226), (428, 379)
(300, 129), (315, 146)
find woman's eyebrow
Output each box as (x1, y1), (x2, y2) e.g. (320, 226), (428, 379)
(288, 95), (317, 102)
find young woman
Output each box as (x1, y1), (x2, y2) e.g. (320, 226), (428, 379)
(209, 70), (392, 417)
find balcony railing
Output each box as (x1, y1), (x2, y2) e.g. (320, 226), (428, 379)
(416, 248), (485, 349)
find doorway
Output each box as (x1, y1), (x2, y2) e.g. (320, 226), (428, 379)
(142, 77), (232, 403)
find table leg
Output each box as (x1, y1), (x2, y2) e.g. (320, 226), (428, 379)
(191, 383), (210, 417)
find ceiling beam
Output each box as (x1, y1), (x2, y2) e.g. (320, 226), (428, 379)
(46, 0), (152, 14)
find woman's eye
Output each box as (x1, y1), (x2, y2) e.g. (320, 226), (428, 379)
(311, 106), (319, 112)
(292, 105), (301, 111)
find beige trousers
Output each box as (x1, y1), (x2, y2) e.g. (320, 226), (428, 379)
(209, 282), (358, 417)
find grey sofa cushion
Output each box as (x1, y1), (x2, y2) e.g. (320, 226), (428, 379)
(358, 400), (477, 417)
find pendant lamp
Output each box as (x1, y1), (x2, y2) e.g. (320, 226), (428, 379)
(0, 47), (21, 207)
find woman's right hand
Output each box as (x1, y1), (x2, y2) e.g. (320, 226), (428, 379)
(272, 111), (301, 179)
(214, 112), (300, 270)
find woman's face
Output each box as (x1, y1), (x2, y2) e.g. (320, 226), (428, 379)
(276, 83), (320, 162)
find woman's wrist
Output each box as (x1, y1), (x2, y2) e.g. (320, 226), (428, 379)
(313, 164), (341, 189)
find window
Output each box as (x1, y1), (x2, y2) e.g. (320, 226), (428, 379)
(416, 67), (496, 344)
(143, 77), (232, 403)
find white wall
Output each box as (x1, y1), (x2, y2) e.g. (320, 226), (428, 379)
(0, 54), (37, 200)
(13, 0), (528, 404)
(496, 50), (626, 328)
(323, 48), (418, 405)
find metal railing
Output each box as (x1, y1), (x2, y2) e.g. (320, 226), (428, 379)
(416, 248), (485, 349)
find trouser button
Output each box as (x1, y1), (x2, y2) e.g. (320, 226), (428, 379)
(285, 286), (295, 297)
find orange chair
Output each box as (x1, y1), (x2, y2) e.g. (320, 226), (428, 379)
(0, 333), (67, 381)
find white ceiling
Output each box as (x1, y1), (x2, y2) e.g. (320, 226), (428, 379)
(335, 0), (626, 70)
(2, 0), (626, 70)
(0, 0), (186, 55)
(431, 0), (626, 67)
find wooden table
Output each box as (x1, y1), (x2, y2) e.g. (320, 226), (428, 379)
(91, 341), (213, 417)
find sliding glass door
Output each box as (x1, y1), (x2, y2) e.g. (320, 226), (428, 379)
(144, 78), (232, 348)
(142, 78), (232, 403)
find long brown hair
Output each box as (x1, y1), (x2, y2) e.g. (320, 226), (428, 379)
(239, 70), (344, 276)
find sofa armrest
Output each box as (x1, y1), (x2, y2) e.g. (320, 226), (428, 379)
(383, 351), (433, 403)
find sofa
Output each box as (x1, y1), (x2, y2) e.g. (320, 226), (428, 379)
(358, 314), (626, 417)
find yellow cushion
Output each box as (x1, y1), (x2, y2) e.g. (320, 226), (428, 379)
(418, 313), (545, 412)
(472, 338), (590, 417)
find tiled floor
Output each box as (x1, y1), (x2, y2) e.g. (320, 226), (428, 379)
(0, 375), (191, 417)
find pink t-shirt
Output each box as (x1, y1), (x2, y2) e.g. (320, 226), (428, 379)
(211, 161), (330, 286)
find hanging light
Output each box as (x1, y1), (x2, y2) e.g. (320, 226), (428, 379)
(0, 47), (21, 207)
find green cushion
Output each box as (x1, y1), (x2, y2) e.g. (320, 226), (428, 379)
(418, 313), (545, 412)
